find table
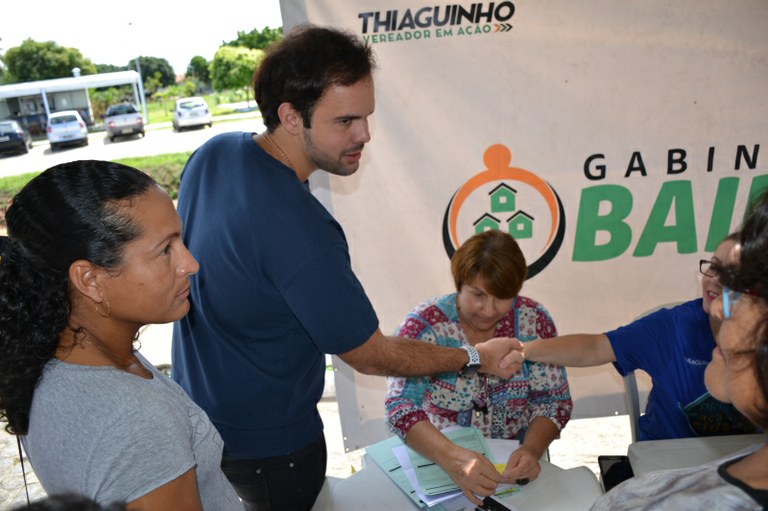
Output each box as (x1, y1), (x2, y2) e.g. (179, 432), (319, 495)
(627, 433), (764, 476)
(312, 439), (603, 511)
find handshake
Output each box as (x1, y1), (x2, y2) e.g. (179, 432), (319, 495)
(474, 337), (525, 379)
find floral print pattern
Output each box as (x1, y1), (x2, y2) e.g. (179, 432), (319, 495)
(386, 294), (572, 441)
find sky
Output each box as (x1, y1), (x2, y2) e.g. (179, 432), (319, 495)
(1, 0), (284, 76)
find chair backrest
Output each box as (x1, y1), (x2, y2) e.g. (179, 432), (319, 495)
(623, 370), (652, 442)
(623, 371), (642, 443)
(623, 302), (684, 442)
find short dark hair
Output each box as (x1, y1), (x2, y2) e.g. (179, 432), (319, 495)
(451, 230), (527, 299)
(0, 160), (156, 435)
(253, 24), (376, 131)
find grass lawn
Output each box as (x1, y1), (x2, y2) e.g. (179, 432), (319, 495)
(146, 91), (257, 124)
(0, 152), (192, 228)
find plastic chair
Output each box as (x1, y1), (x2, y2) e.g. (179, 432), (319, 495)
(623, 371), (642, 443)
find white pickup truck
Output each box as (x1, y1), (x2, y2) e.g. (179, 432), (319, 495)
(104, 103), (145, 142)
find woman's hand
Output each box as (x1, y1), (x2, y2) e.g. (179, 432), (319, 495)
(438, 445), (502, 506)
(476, 337), (524, 378)
(500, 444), (542, 484)
(403, 421), (504, 505)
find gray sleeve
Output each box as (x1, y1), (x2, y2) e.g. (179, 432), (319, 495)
(84, 390), (197, 503)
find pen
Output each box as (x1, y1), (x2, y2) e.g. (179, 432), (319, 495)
(494, 486), (521, 497)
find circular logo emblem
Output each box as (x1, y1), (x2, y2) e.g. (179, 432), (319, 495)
(442, 144), (566, 279)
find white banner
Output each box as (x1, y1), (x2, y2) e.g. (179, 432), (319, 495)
(281, 0), (768, 450)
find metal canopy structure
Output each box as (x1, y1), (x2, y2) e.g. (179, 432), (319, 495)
(0, 70), (146, 120)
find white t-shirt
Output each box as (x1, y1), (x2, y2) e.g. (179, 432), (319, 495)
(591, 447), (768, 510)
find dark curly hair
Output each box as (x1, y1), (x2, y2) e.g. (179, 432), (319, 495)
(714, 189), (768, 429)
(0, 160), (156, 435)
(254, 23), (376, 131)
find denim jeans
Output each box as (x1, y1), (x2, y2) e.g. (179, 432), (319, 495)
(221, 433), (327, 511)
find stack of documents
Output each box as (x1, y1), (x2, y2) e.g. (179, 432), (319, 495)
(366, 427), (521, 509)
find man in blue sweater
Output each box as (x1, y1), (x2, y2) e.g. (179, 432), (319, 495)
(172, 25), (523, 511)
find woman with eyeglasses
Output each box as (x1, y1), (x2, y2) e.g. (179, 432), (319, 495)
(523, 231), (755, 441)
(384, 230), (572, 506)
(590, 192), (768, 510)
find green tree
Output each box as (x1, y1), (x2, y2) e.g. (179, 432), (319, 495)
(89, 87), (129, 120)
(2, 39), (96, 83)
(96, 63), (124, 74)
(224, 26), (283, 50)
(186, 56), (211, 84)
(0, 37), (5, 84)
(133, 56), (175, 89)
(144, 72), (164, 97)
(210, 46), (264, 100)
(181, 80), (198, 97)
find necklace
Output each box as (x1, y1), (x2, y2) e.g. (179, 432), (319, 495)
(263, 133), (294, 169)
(84, 338), (137, 367)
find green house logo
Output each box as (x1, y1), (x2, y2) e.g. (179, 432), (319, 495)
(489, 183), (517, 213)
(507, 210), (534, 239)
(474, 183), (535, 239)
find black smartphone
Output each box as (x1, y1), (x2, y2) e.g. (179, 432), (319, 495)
(476, 496), (516, 511)
(597, 454), (634, 492)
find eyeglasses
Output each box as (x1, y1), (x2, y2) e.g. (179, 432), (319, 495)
(699, 259), (717, 278)
(722, 286), (760, 319)
(722, 287), (742, 319)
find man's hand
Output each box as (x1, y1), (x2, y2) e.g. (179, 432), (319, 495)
(438, 445), (501, 506)
(475, 337), (524, 378)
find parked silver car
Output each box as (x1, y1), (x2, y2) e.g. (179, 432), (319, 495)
(0, 120), (33, 155)
(173, 97), (213, 131)
(105, 103), (145, 142)
(47, 110), (89, 151)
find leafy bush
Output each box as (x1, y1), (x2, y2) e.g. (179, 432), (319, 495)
(0, 152), (192, 229)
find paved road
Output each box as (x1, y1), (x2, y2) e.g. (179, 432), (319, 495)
(0, 113), (266, 179)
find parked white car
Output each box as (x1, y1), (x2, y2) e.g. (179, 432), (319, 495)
(173, 97), (213, 131)
(46, 110), (89, 151)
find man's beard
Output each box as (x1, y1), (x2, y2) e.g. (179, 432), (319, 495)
(304, 128), (363, 177)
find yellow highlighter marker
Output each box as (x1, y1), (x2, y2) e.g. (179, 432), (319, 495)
(495, 486), (521, 497)
(493, 464), (525, 496)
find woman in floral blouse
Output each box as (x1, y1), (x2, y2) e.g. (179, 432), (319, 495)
(385, 230), (572, 505)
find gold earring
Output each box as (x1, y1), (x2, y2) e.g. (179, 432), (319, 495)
(95, 300), (111, 318)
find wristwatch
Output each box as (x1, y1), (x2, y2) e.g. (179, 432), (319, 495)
(459, 344), (482, 371)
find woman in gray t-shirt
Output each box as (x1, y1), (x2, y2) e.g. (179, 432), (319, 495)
(0, 160), (243, 510)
